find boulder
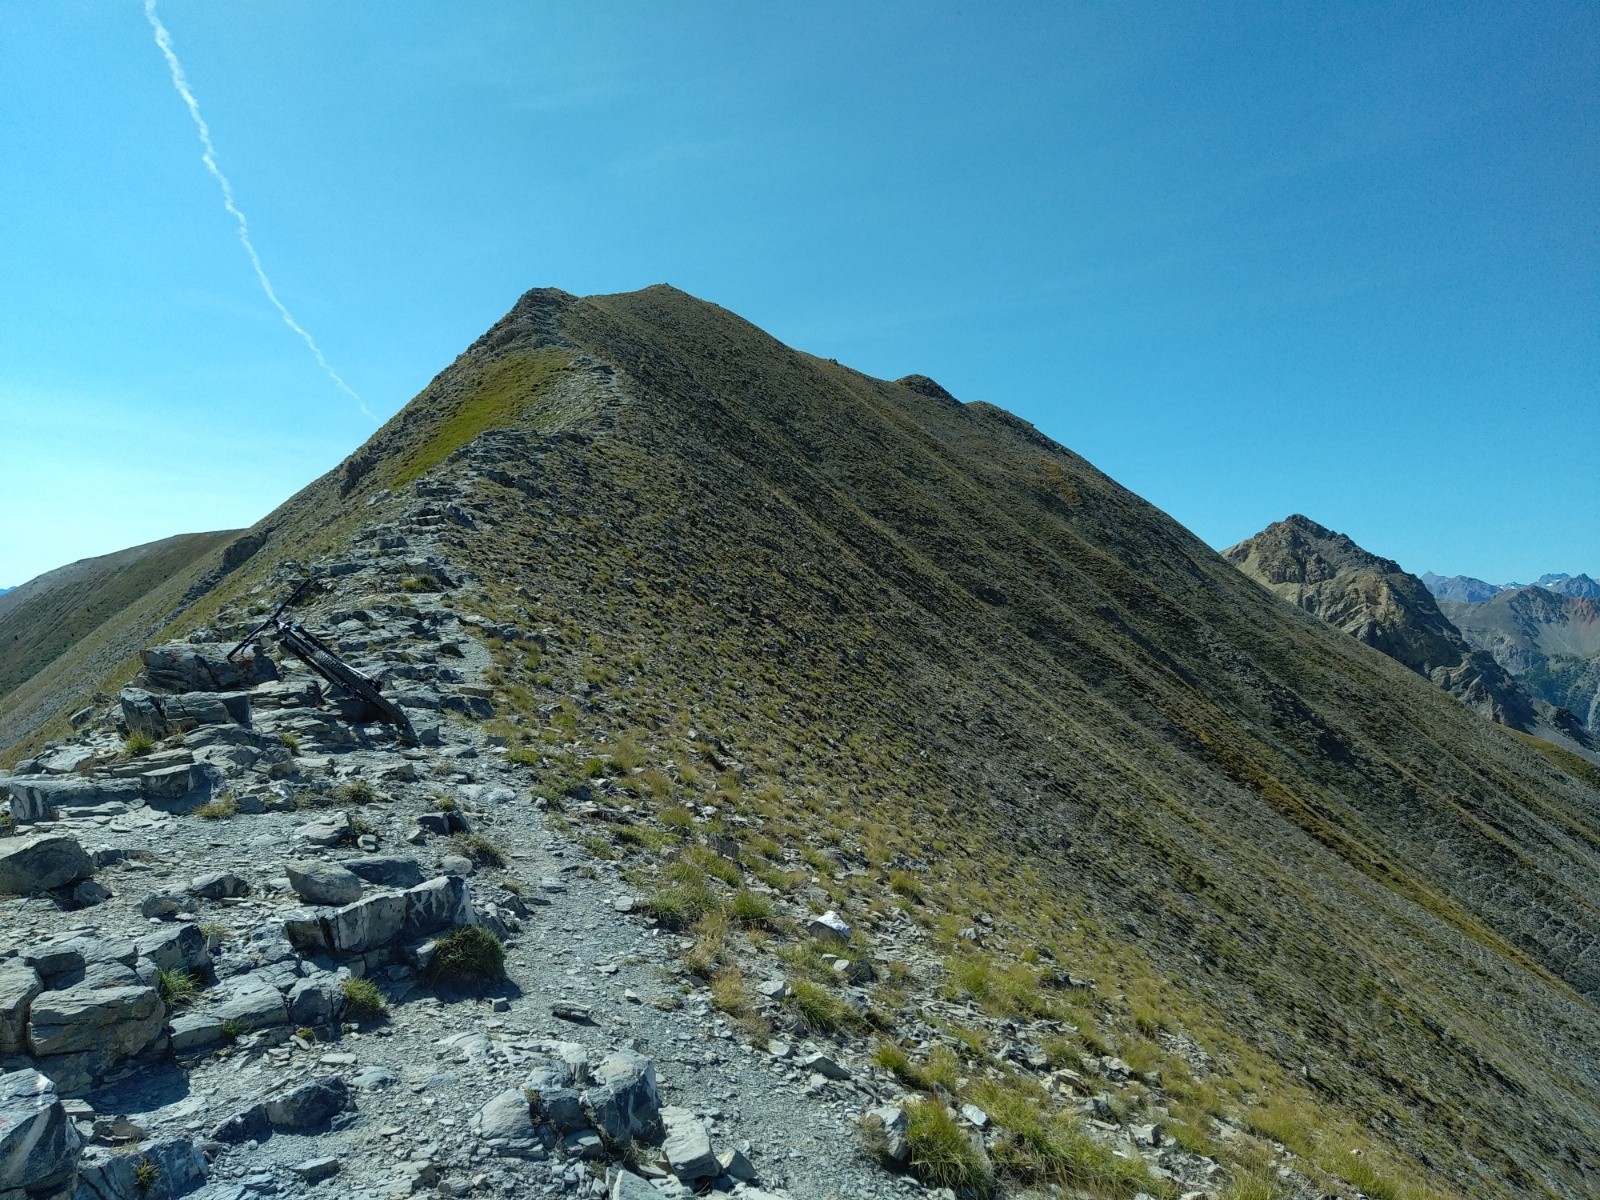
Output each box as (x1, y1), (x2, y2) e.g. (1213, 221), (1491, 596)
(264, 1075), (351, 1130)
(6, 777), (141, 825)
(803, 910), (852, 944)
(74, 1135), (206, 1200)
(161, 692), (247, 733)
(0, 964), (42, 1054)
(26, 984), (164, 1059)
(287, 860), (364, 906)
(188, 872), (250, 900)
(583, 1051), (661, 1143)
(136, 924), (210, 975)
(209, 1102), (269, 1144)
(864, 1105), (910, 1164)
(340, 855), (425, 889)
(167, 1012), (227, 1055)
(0, 833), (93, 895)
(210, 977), (286, 1032)
(0, 1069), (82, 1197)
(295, 811), (354, 847)
(611, 1172), (660, 1200)
(328, 891), (408, 954)
(660, 1106), (720, 1182)
(141, 644), (276, 693)
(281, 907), (335, 956)
(402, 874), (474, 939)
(119, 686), (167, 740)
(477, 1088), (535, 1141)
(287, 977), (340, 1027)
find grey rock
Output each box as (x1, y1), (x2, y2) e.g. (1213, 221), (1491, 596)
(137, 924), (211, 974)
(168, 1012), (226, 1054)
(611, 1171), (659, 1200)
(477, 1089), (535, 1141)
(287, 861), (364, 906)
(209, 1103), (269, 1144)
(0, 1068), (81, 1196)
(188, 872), (250, 900)
(0, 833), (93, 894)
(210, 977), (286, 1032)
(340, 855), (425, 889)
(402, 874), (474, 939)
(718, 1147), (758, 1182)
(660, 1105), (719, 1182)
(161, 692), (244, 733)
(863, 1105), (909, 1165)
(583, 1051), (660, 1143)
(799, 1051), (851, 1081)
(119, 686), (167, 740)
(803, 910), (851, 944)
(26, 984), (164, 1059)
(295, 811), (354, 848)
(0, 964), (42, 1054)
(287, 977), (339, 1027)
(329, 891), (408, 954)
(141, 891), (186, 920)
(70, 878), (113, 908)
(959, 1103), (989, 1128)
(264, 1075), (352, 1130)
(290, 1157), (340, 1184)
(7, 777), (140, 825)
(74, 1135), (206, 1200)
(141, 644), (276, 693)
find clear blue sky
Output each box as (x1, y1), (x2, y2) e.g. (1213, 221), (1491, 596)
(2, 1), (1595, 588)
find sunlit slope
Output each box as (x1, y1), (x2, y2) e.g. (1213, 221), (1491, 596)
(5, 284), (1598, 1196)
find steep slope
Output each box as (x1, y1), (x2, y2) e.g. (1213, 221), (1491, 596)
(1420, 572), (1507, 603)
(0, 532), (239, 702)
(1224, 516), (1547, 734)
(1443, 587), (1600, 730)
(6, 285), (1600, 1199)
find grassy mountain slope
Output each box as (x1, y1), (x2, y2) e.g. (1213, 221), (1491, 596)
(0, 531), (238, 704)
(6, 285), (1600, 1198)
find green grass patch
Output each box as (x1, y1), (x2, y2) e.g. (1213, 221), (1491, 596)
(424, 926), (506, 986)
(340, 977), (389, 1020)
(901, 1098), (995, 1194)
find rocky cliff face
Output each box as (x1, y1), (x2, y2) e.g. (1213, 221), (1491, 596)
(1224, 515), (1548, 733)
(3, 286), (1600, 1200)
(1443, 586), (1600, 731)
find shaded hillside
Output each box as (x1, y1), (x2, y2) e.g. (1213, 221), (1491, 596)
(1443, 587), (1600, 730)
(0, 531), (238, 702)
(7, 285), (1600, 1198)
(1223, 516), (1549, 736)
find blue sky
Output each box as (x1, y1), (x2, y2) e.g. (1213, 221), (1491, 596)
(2, 1), (1595, 588)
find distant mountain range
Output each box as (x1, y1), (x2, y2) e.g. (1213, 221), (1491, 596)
(1421, 571), (1600, 602)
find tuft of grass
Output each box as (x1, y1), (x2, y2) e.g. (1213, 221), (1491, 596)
(194, 793), (238, 821)
(888, 869), (924, 902)
(424, 925), (506, 986)
(451, 832), (507, 868)
(122, 731), (156, 757)
(901, 1098), (995, 1194)
(157, 968), (201, 1007)
(336, 778), (379, 805)
(340, 977), (389, 1020)
(728, 887), (775, 927)
(709, 967), (751, 1017)
(644, 871), (720, 931)
(277, 731), (301, 753)
(786, 979), (866, 1035)
(295, 1025), (318, 1042)
(133, 1157), (159, 1194)
(970, 1075), (1157, 1197)
(220, 1017), (248, 1040)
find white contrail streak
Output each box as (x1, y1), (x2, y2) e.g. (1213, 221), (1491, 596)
(143, 0), (372, 419)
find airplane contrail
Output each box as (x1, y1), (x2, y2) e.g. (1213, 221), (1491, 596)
(142, 0), (373, 420)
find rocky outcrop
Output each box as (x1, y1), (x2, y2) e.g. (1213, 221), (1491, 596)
(0, 1068), (81, 1199)
(1227, 516), (1543, 732)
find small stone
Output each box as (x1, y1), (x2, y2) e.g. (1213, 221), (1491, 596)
(140, 891), (186, 920)
(803, 909), (851, 944)
(551, 1002), (593, 1024)
(291, 1156), (341, 1183)
(960, 1103), (989, 1129)
(799, 1051), (850, 1080)
(287, 860), (364, 906)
